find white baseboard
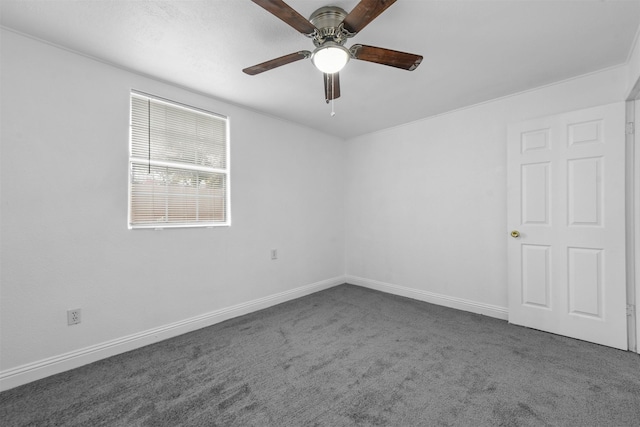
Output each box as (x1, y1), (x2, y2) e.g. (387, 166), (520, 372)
(345, 275), (509, 320)
(0, 276), (346, 392)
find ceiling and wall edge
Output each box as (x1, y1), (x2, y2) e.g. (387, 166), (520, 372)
(0, 25), (338, 143)
(3, 17), (640, 143)
(345, 62), (633, 142)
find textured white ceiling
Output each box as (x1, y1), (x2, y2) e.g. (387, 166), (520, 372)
(2, 0), (639, 138)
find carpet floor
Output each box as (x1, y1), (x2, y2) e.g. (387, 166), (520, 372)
(1, 284), (639, 426)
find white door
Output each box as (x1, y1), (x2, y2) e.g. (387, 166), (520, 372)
(507, 102), (627, 350)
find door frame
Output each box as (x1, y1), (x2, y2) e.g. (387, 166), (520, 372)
(625, 76), (640, 353)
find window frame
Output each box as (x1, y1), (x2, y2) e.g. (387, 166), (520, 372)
(128, 90), (231, 230)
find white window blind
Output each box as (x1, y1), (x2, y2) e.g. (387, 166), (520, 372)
(129, 92), (229, 228)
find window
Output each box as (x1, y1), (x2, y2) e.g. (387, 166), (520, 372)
(129, 92), (229, 229)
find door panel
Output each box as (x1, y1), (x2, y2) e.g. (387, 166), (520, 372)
(567, 247), (602, 317)
(521, 244), (551, 308)
(568, 157), (602, 226)
(507, 102), (627, 350)
(522, 162), (550, 224)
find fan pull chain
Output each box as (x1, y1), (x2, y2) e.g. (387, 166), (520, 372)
(330, 73), (336, 117)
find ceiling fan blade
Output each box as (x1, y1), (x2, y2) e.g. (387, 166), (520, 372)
(351, 44), (422, 71)
(243, 51), (311, 75)
(342, 0), (397, 34)
(324, 73), (341, 103)
(251, 0), (318, 36)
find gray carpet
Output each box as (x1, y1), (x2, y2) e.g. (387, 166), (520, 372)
(1, 284), (640, 426)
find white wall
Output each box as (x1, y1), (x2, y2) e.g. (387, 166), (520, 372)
(0, 30), (346, 388)
(344, 66), (630, 318)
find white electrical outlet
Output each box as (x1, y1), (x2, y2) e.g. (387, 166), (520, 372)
(67, 308), (81, 325)
(271, 249), (278, 260)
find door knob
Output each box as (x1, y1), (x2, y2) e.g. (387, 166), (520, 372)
(511, 230), (520, 238)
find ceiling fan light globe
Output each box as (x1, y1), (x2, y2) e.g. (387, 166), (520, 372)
(312, 45), (350, 74)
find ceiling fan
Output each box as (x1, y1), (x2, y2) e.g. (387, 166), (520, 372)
(243, 0), (423, 104)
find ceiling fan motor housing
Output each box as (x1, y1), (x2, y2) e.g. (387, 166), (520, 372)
(309, 6), (350, 47)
